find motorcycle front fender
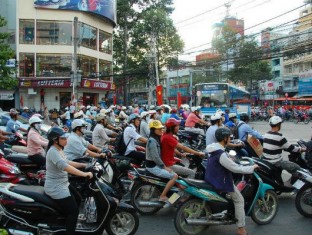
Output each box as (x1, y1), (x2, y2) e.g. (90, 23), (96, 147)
(117, 201), (136, 212)
(258, 182), (274, 198)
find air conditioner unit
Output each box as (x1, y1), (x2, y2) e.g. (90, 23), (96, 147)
(28, 88), (37, 95)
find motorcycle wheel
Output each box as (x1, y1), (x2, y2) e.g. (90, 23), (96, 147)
(130, 182), (162, 215)
(295, 184), (312, 218)
(294, 119), (299, 124)
(106, 209), (139, 235)
(304, 118), (310, 124)
(251, 190), (279, 225)
(174, 198), (211, 235)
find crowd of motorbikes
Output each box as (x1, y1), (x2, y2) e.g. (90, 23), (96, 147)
(0, 112), (312, 235)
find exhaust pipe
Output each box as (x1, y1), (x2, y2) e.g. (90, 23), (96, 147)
(185, 218), (233, 226)
(137, 200), (165, 207)
(8, 229), (34, 235)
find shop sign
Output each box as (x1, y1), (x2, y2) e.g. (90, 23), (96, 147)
(19, 78), (72, 88)
(0, 91), (14, 100)
(81, 79), (111, 90)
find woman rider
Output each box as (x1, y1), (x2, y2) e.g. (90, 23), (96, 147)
(44, 127), (93, 235)
(145, 120), (178, 202)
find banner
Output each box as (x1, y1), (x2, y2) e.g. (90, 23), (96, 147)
(19, 78), (71, 88)
(81, 79), (112, 90)
(156, 85), (163, 105)
(177, 92), (181, 108)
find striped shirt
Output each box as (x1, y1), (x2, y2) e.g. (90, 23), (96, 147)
(263, 131), (301, 163)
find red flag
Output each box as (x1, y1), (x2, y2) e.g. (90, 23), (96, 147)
(156, 85), (163, 105)
(113, 95), (116, 105)
(177, 92), (181, 108)
(20, 95), (24, 107)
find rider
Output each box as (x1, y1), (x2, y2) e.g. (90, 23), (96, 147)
(64, 119), (106, 161)
(124, 113), (147, 164)
(27, 116), (48, 168)
(44, 127), (93, 235)
(206, 114), (223, 145)
(145, 120), (178, 202)
(205, 127), (258, 235)
(139, 111), (150, 138)
(21, 106), (31, 119)
(6, 108), (27, 133)
(161, 118), (205, 178)
(184, 107), (209, 136)
(263, 116), (305, 174)
(92, 113), (116, 150)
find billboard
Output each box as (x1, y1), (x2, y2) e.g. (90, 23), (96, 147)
(34, 0), (116, 25)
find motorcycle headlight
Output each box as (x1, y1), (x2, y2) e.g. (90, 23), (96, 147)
(9, 167), (21, 174)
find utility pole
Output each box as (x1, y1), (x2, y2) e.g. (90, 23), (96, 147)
(123, 14), (129, 106)
(72, 17), (79, 108)
(147, 33), (157, 106)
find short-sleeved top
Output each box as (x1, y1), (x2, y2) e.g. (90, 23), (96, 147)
(92, 123), (110, 149)
(44, 146), (70, 199)
(161, 133), (179, 167)
(64, 132), (89, 160)
(124, 124), (142, 155)
(6, 119), (20, 133)
(185, 113), (201, 127)
(206, 125), (218, 145)
(161, 113), (171, 124)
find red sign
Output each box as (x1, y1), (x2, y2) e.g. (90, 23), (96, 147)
(177, 92), (182, 108)
(81, 79), (112, 90)
(156, 85), (163, 105)
(19, 78), (71, 88)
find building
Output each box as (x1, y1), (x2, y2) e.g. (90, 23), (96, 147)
(0, 0), (116, 111)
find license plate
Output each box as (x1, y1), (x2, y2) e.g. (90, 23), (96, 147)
(128, 181), (135, 191)
(293, 179), (305, 190)
(168, 193), (181, 204)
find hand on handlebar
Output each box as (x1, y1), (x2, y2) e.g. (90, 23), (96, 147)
(84, 172), (93, 179)
(300, 147), (307, 152)
(253, 164), (259, 170)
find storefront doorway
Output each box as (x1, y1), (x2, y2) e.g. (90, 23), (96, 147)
(59, 92), (71, 109)
(83, 93), (97, 106)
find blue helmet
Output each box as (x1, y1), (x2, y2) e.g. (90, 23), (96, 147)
(128, 113), (140, 122)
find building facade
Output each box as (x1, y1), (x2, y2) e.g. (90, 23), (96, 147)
(0, 0), (116, 111)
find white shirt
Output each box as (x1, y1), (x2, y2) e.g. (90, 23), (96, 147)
(119, 110), (129, 119)
(123, 124), (141, 155)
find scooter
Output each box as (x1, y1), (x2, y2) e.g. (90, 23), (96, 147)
(0, 161), (139, 235)
(173, 157), (279, 235)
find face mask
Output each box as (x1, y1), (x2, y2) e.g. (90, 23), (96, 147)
(34, 123), (42, 131)
(81, 127), (86, 134)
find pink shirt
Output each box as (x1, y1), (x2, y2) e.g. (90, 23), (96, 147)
(185, 113), (201, 127)
(27, 128), (48, 156)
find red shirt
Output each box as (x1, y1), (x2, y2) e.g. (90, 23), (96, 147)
(161, 133), (179, 166)
(185, 113), (201, 127)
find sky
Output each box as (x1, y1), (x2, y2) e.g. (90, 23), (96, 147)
(171, 0), (309, 61)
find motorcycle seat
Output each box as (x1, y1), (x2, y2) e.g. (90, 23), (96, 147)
(10, 185), (62, 211)
(6, 156), (34, 165)
(112, 154), (134, 161)
(184, 178), (217, 191)
(137, 168), (170, 182)
(254, 157), (282, 172)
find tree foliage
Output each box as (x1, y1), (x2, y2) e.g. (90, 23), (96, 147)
(212, 26), (272, 86)
(0, 16), (17, 90)
(113, 0), (184, 80)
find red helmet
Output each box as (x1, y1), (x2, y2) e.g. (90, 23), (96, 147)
(165, 118), (181, 128)
(171, 108), (177, 113)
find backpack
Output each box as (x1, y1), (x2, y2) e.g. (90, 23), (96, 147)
(232, 122), (244, 140)
(114, 129), (132, 155)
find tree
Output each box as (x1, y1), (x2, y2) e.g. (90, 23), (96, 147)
(0, 16), (17, 90)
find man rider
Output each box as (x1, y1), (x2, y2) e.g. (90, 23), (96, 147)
(185, 107), (209, 136)
(64, 119), (106, 161)
(263, 116), (305, 175)
(6, 108), (27, 134)
(205, 127), (258, 235)
(92, 113), (116, 150)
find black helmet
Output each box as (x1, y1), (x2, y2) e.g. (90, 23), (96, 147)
(215, 127), (232, 142)
(240, 113), (249, 122)
(47, 127), (68, 141)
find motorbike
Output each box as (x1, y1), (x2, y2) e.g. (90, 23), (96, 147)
(177, 130), (206, 151)
(294, 112), (310, 124)
(4, 132), (26, 147)
(251, 140), (311, 195)
(0, 161), (139, 235)
(173, 157), (279, 235)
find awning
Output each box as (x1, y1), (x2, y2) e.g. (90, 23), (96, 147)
(0, 90), (14, 100)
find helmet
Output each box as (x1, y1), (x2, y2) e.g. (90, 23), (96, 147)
(269, 116), (283, 126)
(216, 109), (225, 115)
(148, 110), (156, 115)
(74, 110), (84, 119)
(215, 127), (232, 142)
(149, 105), (155, 110)
(229, 113), (237, 118)
(196, 106), (201, 111)
(72, 119), (87, 130)
(32, 113), (43, 119)
(171, 108), (177, 113)
(86, 105), (91, 110)
(210, 114), (221, 121)
(156, 106), (162, 111)
(140, 111), (148, 118)
(149, 120), (164, 129)
(9, 108), (19, 117)
(23, 106), (29, 110)
(191, 107), (196, 112)
(29, 116), (43, 125)
(121, 106), (127, 110)
(165, 118), (181, 128)
(239, 113), (249, 122)
(47, 127), (69, 141)
(100, 109), (106, 114)
(128, 113), (140, 122)
(96, 113), (106, 122)
(80, 105), (85, 110)
(105, 108), (112, 114)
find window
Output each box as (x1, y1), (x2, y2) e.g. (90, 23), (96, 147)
(79, 23), (97, 50)
(19, 53), (34, 77)
(99, 59), (112, 80)
(99, 30), (112, 54)
(78, 55), (97, 77)
(37, 54), (72, 77)
(19, 19), (34, 44)
(37, 21), (72, 45)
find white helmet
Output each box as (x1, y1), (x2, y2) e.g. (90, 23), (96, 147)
(210, 114), (222, 121)
(105, 108), (112, 114)
(229, 113), (237, 118)
(29, 116), (43, 125)
(100, 109), (106, 114)
(86, 105), (91, 110)
(191, 107), (196, 112)
(269, 116), (283, 125)
(74, 110), (84, 119)
(140, 111), (148, 118)
(72, 119), (87, 130)
(121, 106), (127, 110)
